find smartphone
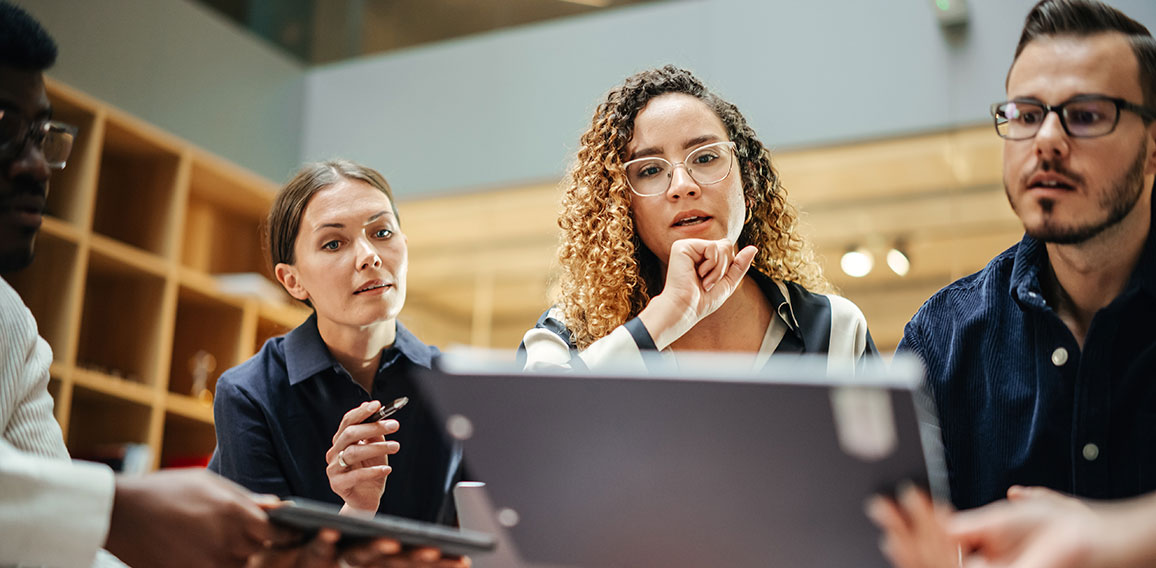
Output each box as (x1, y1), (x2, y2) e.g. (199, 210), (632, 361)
(360, 396), (408, 424)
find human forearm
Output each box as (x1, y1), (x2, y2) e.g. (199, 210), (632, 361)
(107, 469), (272, 568)
(1092, 492), (1156, 568)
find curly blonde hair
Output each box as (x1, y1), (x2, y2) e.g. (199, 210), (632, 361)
(555, 65), (832, 349)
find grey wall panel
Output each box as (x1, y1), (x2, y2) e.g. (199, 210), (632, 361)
(301, 0), (1155, 197)
(24, 0), (305, 182)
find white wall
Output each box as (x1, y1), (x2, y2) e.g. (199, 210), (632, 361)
(24, 0), (305, 182)
(301, 0), (1156, 198)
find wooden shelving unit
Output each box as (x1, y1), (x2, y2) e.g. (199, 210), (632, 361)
(7, 78), (311, 470)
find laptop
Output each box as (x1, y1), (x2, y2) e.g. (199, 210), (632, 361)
(426, 351), (943, 567)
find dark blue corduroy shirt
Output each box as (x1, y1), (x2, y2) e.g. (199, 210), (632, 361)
(899, 205), (1156, 510)
(208, 314), (459, 524)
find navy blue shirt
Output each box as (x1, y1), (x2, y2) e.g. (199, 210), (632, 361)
(899, 206), (1156, 510)
(209, 314), (459, 524)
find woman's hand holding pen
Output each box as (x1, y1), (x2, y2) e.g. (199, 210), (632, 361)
(638, 238), (757, 350)
(325, 400), (400, 514)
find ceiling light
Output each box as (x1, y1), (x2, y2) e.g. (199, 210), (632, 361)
(841, 247), (874, 278)
(558, 0), (612, 7)
(887, 247), (911, 277)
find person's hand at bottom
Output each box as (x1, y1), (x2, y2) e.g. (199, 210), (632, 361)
(248, 526), (470, 568)
(866, 484), (959, 568)
(365, 546), (470, 568)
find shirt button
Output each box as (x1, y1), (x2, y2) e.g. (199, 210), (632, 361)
(1051, 347), (1069, 366)
(1082, 443), (1099, 461)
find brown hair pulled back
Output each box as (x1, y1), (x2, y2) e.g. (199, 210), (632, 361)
(267, 160), (398, 305)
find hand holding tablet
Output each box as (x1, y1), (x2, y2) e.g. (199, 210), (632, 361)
(267, 497), (496, 558)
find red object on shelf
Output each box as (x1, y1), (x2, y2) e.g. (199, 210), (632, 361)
(163, 455), (211, 469)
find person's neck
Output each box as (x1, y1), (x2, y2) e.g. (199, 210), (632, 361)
(1042, 202), (1150, 350)
(670, 275), (770, 353)
(315, 316), (398, 393)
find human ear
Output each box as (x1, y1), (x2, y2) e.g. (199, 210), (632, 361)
(274, 263), (310, 301)
(1145, 122), (1156, 176)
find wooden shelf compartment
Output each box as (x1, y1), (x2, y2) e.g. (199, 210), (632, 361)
(258, 300), (310, 330)
(160, 411), (216, 469)
(252, 314), (296, 354)
(44, 79), (101, 228)
(3, 230), (82, 364)
(168, 285), (245, 399)
(252, 301), (311, 351)
(247, 300), (311, 354)
(67, 384), (155, 470)
(47, 363), (73, 435)
(71, 366), (156, 406)
(91, 114), (184, 258)
(39, 214), (82, 243)
(181, 156), (276, 282)
(165, 392), (214, 424)
(76, 249), (169, 388)
(88, 233), (168, 278)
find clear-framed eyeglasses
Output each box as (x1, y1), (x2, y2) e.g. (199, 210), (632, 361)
(0, 109), (78, 170)
(623, 140), (737, 197)
(990, 95), (1156, 140)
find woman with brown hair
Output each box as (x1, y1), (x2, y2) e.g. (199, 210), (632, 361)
(522, 65), (875, 370)
(209, 161), (463, 539)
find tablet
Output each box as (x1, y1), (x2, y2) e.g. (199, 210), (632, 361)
(266, 498), (496, 557)
(420, 351), (943, 567)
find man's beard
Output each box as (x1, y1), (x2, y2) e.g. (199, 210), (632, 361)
(1008, 144), (1147, 245)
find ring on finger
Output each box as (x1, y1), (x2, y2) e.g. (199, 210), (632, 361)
(337, 449), (350, 470)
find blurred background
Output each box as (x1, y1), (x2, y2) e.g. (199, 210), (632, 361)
(16, 0), (1153, 470)
(23, 0), (1156, 353)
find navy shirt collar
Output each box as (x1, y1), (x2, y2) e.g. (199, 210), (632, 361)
(284, 313), (432, 386)
(1010, 197), (1156, 310)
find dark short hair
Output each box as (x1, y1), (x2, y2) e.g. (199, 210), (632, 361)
(0, 1), (57, 71)
(1013, 0), (1156, 109)
(267, 159), (398, 272)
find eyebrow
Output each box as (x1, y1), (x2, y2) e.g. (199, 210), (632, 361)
(627, 134), (724, 161)
(313, 210), (393, 232)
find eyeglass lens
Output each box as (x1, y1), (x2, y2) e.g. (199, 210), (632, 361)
(995, 99), (1119, 139)
(0, 111), (77, 169)
(626, 142), (734, 196)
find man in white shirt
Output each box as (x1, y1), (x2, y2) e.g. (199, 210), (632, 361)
(0, 2), (282, 566)
(0, 4), (459, 568)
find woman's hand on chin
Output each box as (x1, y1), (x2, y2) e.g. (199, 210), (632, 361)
(325, 400), (401, 514)
(639, 238), (757, 349)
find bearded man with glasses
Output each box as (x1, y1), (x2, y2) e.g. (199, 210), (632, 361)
(891, 0), (1156, 515)
(866, 3), (1156, 567)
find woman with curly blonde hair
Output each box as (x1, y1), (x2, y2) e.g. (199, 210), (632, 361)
(521, 65), (876, 370)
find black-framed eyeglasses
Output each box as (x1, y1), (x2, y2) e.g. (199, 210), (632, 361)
(0, 109), (78, 170)
(622, 141), (737, 197)
(990, 94), (1156, 140)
